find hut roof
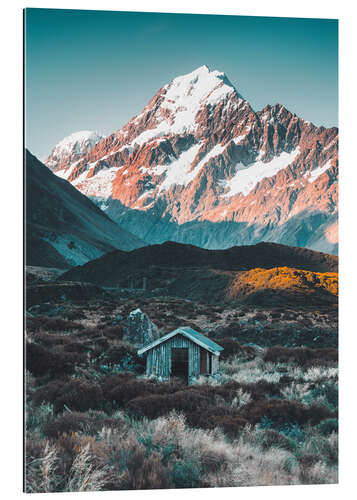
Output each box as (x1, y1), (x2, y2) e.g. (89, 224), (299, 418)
(137, 326), (224, 356)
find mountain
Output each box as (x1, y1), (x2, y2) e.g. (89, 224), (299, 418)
(60, 241), (338, 306)
(47, 65), (338, 254)
(45, 130), (103, 172)
(25, 150), (145, 268)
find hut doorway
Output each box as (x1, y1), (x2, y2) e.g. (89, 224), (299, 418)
(171, 348), (188, 383)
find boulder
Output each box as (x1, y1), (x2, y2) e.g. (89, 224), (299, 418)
(123, 308), (159, 346)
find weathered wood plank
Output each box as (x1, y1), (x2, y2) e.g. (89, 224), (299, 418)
(144, 332), (221, 381)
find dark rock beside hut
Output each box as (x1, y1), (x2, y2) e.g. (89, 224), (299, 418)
(123, 308), (159, 346)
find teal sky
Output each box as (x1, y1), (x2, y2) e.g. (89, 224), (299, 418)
(25, 9), (338, 160)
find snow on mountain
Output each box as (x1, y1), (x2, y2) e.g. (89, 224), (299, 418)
(45, 130), (103, 172)
(305, 160), (333, 183)
(223, 148), (301, 197)
(48, 65), (338, 255)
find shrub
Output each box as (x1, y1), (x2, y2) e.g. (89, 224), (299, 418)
(43, 411), (126, 439)
(56, 379), (103, 413)
(186, 405), (234, 428)
(215, 380), (281, 401)
(185, 383), (237, 405)
(62, 310), (86, 321)
(101, 326), (124, 340)
(127, 390), (212, 419)
(206, 414), (248, 437)
(263, 346), (338, 367)
(218, 338), (256, 360)
(191, 379), (282, 404)
(63, 342), (88, 354)
(33, 333), (72, 348)
(102, 379), (153, 409)
(101, 376), (185, 410)
(75, 328), (102, 339)
(122, 447), (172, 490)
(104, 343), (140, 365)
(315, 418), (338, 436)
(34, 378), (103, 413)
(27, 316), (84, 332)
(253, 312), (268, 321)
(43, 412), (93, 438)
(26, 342), (84, 377)
(242, 380), (282, 400)
(241, 399), (334, 426)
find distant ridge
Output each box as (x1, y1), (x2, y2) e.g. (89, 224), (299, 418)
(61, 240), (337, 286)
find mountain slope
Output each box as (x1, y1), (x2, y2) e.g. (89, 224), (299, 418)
(164, 267), (338, 306)
(48, 65), (338, 254)
(25, 150), (145, 267)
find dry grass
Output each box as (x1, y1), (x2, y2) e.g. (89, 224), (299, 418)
(26, 410), (337, 491)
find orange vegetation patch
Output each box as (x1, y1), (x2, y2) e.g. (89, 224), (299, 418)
(226, 266), (338, 300)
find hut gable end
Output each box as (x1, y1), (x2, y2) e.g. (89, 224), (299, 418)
(137, 326), (224, 356)
(137, 326), (224, 383)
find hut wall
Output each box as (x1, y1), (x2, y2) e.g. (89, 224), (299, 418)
(145, 335), (202, 380)
(211, 354), (219, 375)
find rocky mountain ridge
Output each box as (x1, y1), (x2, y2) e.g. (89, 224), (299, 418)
(46, 65), (338, 254)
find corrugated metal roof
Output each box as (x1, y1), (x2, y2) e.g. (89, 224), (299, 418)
(137, 326), (224, 356)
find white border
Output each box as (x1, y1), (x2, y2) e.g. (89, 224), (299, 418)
(1, 1), (356, 499)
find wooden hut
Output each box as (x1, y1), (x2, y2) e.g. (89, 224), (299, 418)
(137, 326), (224, 384)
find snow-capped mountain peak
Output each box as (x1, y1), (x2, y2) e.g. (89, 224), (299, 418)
(46, 65), (338, 255)
(157, 65), (239, 131)
(56, 130), (102, 149)
(45, 130), (104, 172)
